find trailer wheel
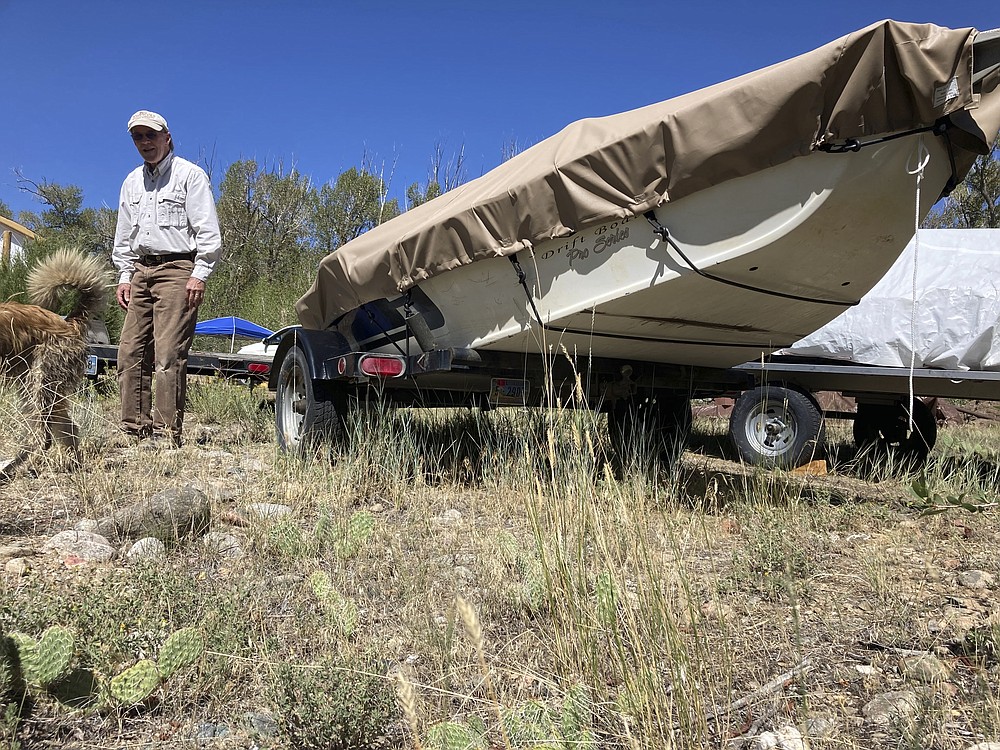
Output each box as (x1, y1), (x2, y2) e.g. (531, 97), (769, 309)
(729, 386), (824, 469)
(608, 393), (692, 469)
(275, 346), (346, 453)
(853, 399), (936, 465)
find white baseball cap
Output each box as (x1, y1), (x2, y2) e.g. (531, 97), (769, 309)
(127, 110), (168, 132)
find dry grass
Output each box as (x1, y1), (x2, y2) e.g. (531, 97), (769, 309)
(1, 379), (999, 749)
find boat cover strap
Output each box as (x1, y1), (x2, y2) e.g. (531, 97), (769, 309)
(817, 118), (960, 197)
(508, 255), (547, 330)
(642, 213), (860, 308)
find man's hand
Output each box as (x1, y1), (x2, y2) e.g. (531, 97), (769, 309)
(116, 283), (131, 310)
(186, 277), (206, 309)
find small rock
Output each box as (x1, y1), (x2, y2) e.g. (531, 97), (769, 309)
(754, 725), (809, 750)
(126, 537), (167, 562)
(245, 710), (279, 737)
(5, 558), (30, 576)
(899, 653), (952, 683)
(958, 570), (995, 590)
(700, 600), (735, 621)
(202, 532), (244, 558)
(193, 722), (231, 745)
(209, 485), (239, 503)
(241, 458), (266, 473)
(966, 743), (1000, 750)
(198, 450), (234, 461)
(93, 516), (120, 540)
(434, 509), (462, 524)
(114, 484), (211, 543)
(0, 544), (30, 560)
(855, 664), (879, 676)
(42, 530), (115, 562)
(862, 690), (920, 725)
(803, 717), (837, 739)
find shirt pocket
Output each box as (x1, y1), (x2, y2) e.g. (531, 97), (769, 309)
(156, 192), (188, 228)
(127, 195), (142, 229)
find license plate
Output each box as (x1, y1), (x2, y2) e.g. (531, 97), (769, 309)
(489, 377), (529, 404)
(85, 355), (98, 376)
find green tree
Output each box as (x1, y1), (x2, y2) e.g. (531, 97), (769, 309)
(14, 173), (117, 256)
(312, 163), (400, 252)
(405, 179), (442, 209)
(213, 159), (316, 326)
(0, 242), (46, 303)
(925, 135), (1000, 228)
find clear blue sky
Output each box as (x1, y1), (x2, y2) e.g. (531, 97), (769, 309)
(1, 1), (996, 220)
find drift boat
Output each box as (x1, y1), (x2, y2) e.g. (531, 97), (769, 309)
(296, 20), (1000, 371)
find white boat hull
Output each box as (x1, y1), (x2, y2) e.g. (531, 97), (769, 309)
(339, 133), (954, 370)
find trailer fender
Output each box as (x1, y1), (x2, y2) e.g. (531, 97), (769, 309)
(267, 328), (352, 390)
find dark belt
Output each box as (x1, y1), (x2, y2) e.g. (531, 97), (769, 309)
(140, 252), (196, 265)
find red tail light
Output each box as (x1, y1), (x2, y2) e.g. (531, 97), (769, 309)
(247, 363), (271, 375)
(358, 355), (405, 377)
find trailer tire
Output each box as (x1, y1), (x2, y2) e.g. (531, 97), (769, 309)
(853, 399), (936, 465)
(608, 393), (692, 470)
(729, 386), (824, 469)
(275, 346), (346, 453)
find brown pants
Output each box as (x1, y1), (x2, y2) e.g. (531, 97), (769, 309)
(118, 258), (198, 442)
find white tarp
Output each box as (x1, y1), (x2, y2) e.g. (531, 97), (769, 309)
(779, 229), (1000, 370)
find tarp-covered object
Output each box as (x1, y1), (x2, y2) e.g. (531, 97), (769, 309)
(298, 20), (1000, 330)
(779, 230), (1000, 371)
(195, 317), (274, 339)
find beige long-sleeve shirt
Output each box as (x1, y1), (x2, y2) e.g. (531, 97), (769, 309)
(112, 152), (222, 284)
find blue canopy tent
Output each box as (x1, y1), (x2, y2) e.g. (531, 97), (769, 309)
(194, 317), (274, 352)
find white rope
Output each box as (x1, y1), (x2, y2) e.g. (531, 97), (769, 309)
(905, 138), (931, 435)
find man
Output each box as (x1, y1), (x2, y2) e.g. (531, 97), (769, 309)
(113, 110), (222, 447)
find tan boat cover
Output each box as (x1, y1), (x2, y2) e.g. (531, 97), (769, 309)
(298, 20), (1000, 329)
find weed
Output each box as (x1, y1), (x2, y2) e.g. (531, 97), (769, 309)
(269, 657), (398, 750)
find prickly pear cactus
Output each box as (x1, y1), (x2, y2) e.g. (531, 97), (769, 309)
(560, 684), (596, 747)
(496, 530), (521, 567)
(0, 634), (14, 695)
(308, 571), (358, 637)
(425, 717), (487, 750)
(502, 699), (558, 746)
(268, 518), (308, 558)
(308, 570), (335, 601)
(335, 510), (376, 559)
(108, 659), (161, 705)
(313, 510), (337, 551)
(11, 626), (74, 687)
(157, 628), (204, 679)
(522, 558), (548, 613)
(594, 571), (618, 628)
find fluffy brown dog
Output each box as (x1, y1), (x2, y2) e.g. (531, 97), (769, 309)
(0, 248), (112, 479)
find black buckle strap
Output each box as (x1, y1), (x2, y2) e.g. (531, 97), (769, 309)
(140, 251), (196, 264)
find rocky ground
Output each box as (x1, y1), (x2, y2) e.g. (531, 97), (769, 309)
(1, 396), (999, 749)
